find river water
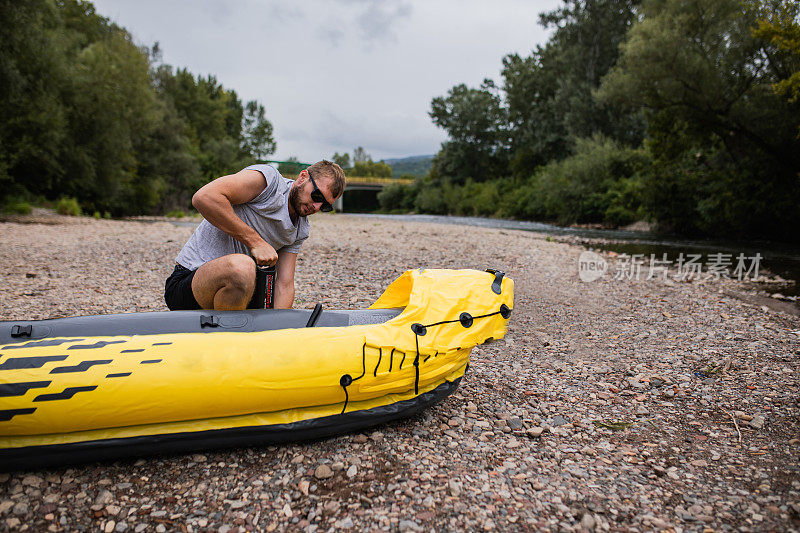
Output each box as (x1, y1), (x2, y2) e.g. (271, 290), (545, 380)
(352, 213), (800, 298)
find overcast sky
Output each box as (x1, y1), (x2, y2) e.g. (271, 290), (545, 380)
(92, 0), (559, 163)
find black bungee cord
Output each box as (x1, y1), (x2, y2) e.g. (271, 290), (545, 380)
(339, 303), (512, 411)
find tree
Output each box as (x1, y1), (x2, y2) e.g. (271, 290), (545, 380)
(752, 0), (800, 104)
(331, 152), (351, 169)
(0, 0), (277, 215)
(241, 100), (276, 161)
(502, 0), (643, 174)
(353, 146), (369, 164)
(350, 160), (393, 178)
(278, 157), (302, 175)
(339, 148), (392, 177)
(153, 68), (251, 181)
(502, 52), (567, 171)
(429, 80), (508, 183)
(0, 0), (69, 199)
(62, 29), (170, 213)
(598, 0), (800, 239)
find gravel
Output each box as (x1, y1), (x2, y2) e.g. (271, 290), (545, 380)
(1, 213), (799, 532)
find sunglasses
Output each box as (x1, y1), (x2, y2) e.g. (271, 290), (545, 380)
(307, 170), (333, 212)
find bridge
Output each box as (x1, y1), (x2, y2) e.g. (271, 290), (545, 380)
(263, 160), (414, 212)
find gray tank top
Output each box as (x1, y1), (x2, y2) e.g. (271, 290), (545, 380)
(176, 165), (309, 270)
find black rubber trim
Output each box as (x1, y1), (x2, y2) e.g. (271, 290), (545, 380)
(0, 377), (463, 471)
(0, 309), (404, 346)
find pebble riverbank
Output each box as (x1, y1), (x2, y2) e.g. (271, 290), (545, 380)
(1, 214), (798, 532)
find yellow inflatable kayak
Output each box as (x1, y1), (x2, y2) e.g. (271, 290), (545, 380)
(0, 268), (513, 469)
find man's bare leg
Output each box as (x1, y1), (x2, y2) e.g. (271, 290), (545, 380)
(191, 254), (255, 310)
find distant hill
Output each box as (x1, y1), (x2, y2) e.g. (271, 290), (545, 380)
(383, 155), (434, 178)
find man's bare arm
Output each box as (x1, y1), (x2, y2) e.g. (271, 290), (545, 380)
(274, 251), (297, 309)
(192, 170), (278, 265)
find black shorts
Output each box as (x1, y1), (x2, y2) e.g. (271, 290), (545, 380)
(164, 264), (201, 310)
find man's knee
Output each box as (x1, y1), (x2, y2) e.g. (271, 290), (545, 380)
(221, 254), (256, 289)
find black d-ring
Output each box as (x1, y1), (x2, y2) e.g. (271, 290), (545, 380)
(340, 374), (353, 387)
(500, 304), (512, 319)
(411, 323), (427, 336)
(459, 312), (474, 328)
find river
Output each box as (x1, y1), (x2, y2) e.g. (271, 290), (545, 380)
(351, 213), (800, 299)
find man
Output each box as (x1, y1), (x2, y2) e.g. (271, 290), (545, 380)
(164, 160), (345, 310)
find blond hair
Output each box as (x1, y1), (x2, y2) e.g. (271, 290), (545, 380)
(307, 160), (346, 198)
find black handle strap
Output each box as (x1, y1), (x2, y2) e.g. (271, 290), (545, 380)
(305, 303), (323, 327)
(485, 268), (505, 294)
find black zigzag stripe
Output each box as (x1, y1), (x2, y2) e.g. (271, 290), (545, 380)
(33, 386), (97, 402)
(0, 381), (51, 397)
(2, 339), (84, 350)
(0, 408), (36, 421)
(68, 340), (126, 350)
(49, 360), (112, 374)
(0, 356), (68, 371)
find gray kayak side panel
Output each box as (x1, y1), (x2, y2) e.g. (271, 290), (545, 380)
(0, 308), (404, 346)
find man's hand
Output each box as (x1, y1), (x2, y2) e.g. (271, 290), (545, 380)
(250, 240), (278, 266)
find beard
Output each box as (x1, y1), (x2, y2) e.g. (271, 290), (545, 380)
(289, 184), (304, 217)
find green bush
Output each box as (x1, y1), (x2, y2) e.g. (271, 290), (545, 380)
(414, 182), (448, 214)
(460, 180), (502, 216)
(377, 183), (412, 212)
(93, 211), (101, 219)
(3, 198), (32, 215)
(518, 136), (649, 226)
(55, 197), (82, 216)
(166, 209), (186, 218)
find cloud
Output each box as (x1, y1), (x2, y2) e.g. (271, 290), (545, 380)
(267, 2), (304, 22)
(317, 24), (347, 48)
(91, 0), (558, 162)
(356, 1), (412, 43)
(327, 0), (413, 45)
(281, 109), (444, 159)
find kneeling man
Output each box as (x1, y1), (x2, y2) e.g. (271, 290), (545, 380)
(165, 161), (345, 310)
